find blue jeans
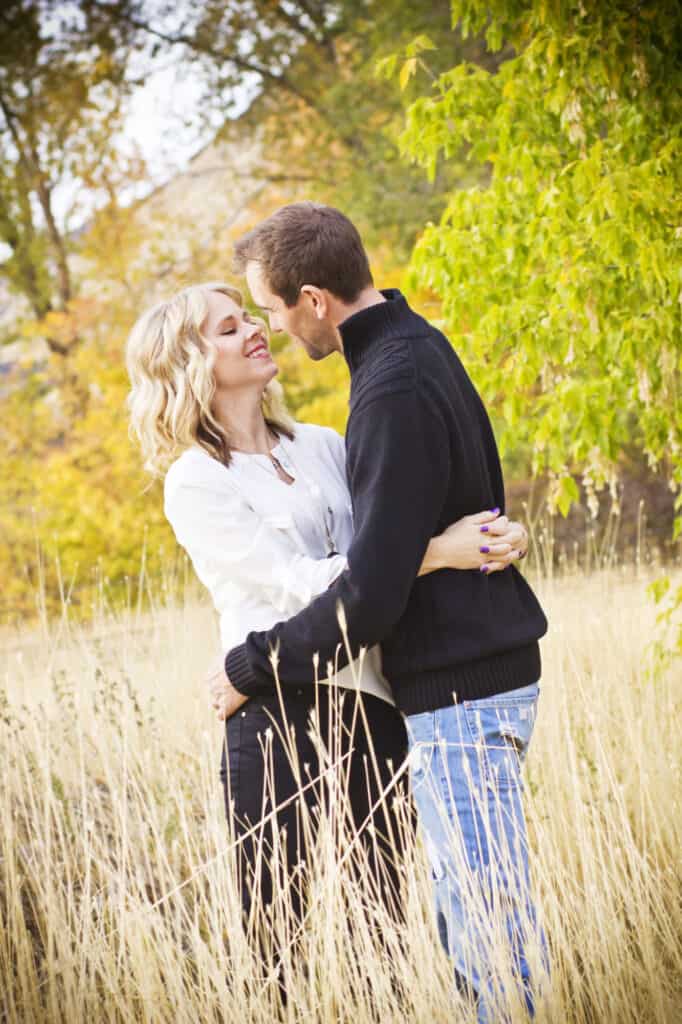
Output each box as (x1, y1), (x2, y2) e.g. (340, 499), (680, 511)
(407, 682), (547, 1022)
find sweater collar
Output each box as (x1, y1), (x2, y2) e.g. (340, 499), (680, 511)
(339, 288), (409, 371)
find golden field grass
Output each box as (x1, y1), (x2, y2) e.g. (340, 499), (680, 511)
(0, 568), (680, 1023)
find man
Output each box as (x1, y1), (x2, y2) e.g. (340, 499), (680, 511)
(209, 202), (548, 1018)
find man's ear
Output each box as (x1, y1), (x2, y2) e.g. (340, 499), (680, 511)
(300, 285), (328, 319)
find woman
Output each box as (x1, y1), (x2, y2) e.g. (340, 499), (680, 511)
(125, 281), (527, 921)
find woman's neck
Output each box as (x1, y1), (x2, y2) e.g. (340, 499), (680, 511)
(212, 386), (274, 454)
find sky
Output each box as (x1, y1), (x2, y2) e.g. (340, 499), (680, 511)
(126, 63), (211, 179)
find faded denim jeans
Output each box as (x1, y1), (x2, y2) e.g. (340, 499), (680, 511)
(407, 682), (548, 1022)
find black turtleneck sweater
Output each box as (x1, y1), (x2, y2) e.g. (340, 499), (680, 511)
(225, 289), (548, 715)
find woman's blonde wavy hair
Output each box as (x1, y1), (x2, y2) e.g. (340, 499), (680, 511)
(126, 281), (294, 477)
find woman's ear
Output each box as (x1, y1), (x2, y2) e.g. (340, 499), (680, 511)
(300, 285), (328, 319)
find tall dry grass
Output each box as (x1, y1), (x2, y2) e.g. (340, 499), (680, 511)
(1, 566), (680, 1023)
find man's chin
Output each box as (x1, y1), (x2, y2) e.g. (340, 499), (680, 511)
(295, 337), (328, 361)
(306, 348), (329, 362)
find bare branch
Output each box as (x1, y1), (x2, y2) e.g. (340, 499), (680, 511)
(92, 5), (324, 114)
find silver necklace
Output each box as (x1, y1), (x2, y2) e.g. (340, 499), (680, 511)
(267, 449), (294, 481)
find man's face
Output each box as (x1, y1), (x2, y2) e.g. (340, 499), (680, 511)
(245, 260), (339, 361)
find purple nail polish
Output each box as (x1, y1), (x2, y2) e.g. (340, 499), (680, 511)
(480, 564), (489, 573)
(480, 525), (489, 533)
(480, 545), (490, 553)
(490, 507), (500, 514)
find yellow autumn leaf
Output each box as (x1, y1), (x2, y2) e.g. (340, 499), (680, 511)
(399, 57), (417, 91)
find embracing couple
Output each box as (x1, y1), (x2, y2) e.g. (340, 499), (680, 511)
(126, 202), (549, 1019)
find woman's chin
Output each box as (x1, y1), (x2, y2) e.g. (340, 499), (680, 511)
(248, 356), (278, 381)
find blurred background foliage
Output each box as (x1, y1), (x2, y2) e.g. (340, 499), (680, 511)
(0, 0), (680, 626)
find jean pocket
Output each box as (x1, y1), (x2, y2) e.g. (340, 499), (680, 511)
(463, 691), (538, 790)
(407, 740), (436, 795)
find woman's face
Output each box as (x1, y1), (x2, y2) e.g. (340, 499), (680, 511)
(201, 290), (277, 392)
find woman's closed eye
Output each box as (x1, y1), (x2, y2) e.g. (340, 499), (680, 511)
(221, 315), (257, 335)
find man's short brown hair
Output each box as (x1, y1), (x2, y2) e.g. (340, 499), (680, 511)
(233, 202), (373, 307)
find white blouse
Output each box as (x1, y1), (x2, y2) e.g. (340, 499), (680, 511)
(164, 422), (394, 705)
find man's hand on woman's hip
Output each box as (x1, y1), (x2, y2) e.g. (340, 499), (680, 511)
(205, 656), (249, 721)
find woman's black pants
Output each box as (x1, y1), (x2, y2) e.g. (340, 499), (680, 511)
(219, 685), (411, 921)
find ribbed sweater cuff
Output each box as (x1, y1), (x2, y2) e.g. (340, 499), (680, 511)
(225, 644), (262, 697)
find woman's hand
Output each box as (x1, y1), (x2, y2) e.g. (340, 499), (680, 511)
(419, 509), (528, 576)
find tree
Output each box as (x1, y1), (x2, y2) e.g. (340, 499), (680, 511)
(390, 1), (681, 523)
(0, 0), (135, 353)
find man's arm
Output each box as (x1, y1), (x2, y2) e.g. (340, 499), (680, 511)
(225, 386), (450, 696)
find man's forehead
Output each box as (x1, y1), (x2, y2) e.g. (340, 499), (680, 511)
(245, 260), (274, 303)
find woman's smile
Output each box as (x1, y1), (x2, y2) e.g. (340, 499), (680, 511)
(245, 339), (270, 360)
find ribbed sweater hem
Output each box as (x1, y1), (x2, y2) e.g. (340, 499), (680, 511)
(391, 641), (542, 716)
